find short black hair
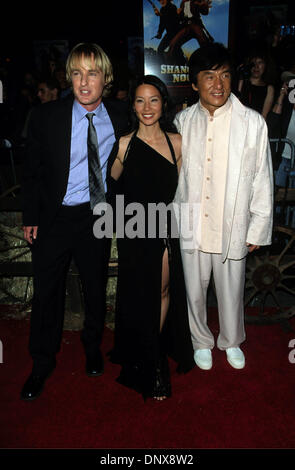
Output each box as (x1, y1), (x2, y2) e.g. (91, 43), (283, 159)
(188, 43), (233, 85)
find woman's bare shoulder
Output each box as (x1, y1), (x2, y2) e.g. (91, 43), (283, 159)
(119, 132), (133, 147)
(167, 132), (182, 150)
(167, 131), (181, 140)
(167, 132), (182, 166)
(117, 132), (134, 157)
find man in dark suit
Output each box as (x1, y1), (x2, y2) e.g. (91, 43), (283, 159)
(21, 42), (128, 400)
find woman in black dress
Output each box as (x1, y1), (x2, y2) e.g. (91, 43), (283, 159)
(107, 75), (194, 401)
(238, 52), (274, 119)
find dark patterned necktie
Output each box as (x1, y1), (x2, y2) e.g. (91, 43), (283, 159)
(86, 112), (106, 209)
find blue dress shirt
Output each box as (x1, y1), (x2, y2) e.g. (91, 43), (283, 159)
(62, 99), (115, 206)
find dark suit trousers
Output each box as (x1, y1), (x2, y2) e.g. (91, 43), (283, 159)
(29, 202), (111, 375)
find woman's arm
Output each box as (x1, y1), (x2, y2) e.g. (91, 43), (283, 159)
(271, 82), (288, 115)
(110, 134), (133, 180)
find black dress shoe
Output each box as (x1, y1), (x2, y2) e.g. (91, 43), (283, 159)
(20, 371), (52, 401)
(86, 352), (104, 377)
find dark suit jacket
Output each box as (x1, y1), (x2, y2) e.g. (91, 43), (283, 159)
(22, 94), (128, 232)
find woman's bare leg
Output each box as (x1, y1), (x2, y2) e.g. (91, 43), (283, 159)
(154, 248), (170, 401)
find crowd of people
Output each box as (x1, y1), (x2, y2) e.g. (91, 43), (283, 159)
(0, 32), (294, 402)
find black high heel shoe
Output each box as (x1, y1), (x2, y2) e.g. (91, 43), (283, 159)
(152, 355), (171, 401)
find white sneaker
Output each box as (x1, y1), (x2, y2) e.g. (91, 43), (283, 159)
(194, 349), (212, 370)
(226, 347), (245, 369)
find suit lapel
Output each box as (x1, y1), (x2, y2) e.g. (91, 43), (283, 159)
(225, 96), (248, 209)
(62, 95), (73, 164)
(54, 95), (74, 195)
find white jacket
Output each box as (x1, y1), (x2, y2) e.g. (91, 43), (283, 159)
(173, 93), (274, 261)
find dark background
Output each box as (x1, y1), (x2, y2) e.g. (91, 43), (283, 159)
(1, 0), (295, 72)
(1, 0), (295, 125)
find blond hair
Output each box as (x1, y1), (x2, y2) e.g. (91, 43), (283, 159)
(66, 43), (113, 96)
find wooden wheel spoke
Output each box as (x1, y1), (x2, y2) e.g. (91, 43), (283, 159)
(0, 285), (23, 302)
(270, 290), (284, 310)
(8, 249), (31, 262)
(244, 288), (259, 306)
(279, 283), (295, 297)
(257, 291), (268, 314)
(0, 245), (27, 254)
(0, 230), (25, 242)
(280, 259), (295, 271)
(245, 227), (295, 323)
(276, 235), (295, 265)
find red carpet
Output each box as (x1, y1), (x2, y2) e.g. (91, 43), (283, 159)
(0, 308), (295, 455)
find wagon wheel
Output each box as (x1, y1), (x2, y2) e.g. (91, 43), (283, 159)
(244, 226), (295, 324)
(0, 225), (33, 309)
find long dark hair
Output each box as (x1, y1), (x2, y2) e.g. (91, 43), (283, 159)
(127, 75), (177, 133)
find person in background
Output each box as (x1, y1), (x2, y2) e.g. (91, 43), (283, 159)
(112, 79), (129, 102)
(54, 65), (72, 98)
(267, 72), (295, 227)
(238, 50), (275, 119)
(37, 77), (61, 104)
(22, 77), (61, 139)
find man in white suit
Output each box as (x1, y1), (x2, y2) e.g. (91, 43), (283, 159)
(174, 43), (273, 370)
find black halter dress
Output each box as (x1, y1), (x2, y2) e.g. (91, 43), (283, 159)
(107, 132), (194, 398)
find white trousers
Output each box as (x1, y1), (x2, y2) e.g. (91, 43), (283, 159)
(181, 250), (246, 350)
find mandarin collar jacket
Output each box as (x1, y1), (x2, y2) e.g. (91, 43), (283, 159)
(173, 93), (274, 261)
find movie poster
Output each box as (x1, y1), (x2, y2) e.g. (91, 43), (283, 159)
(143, 0), (230, 107)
